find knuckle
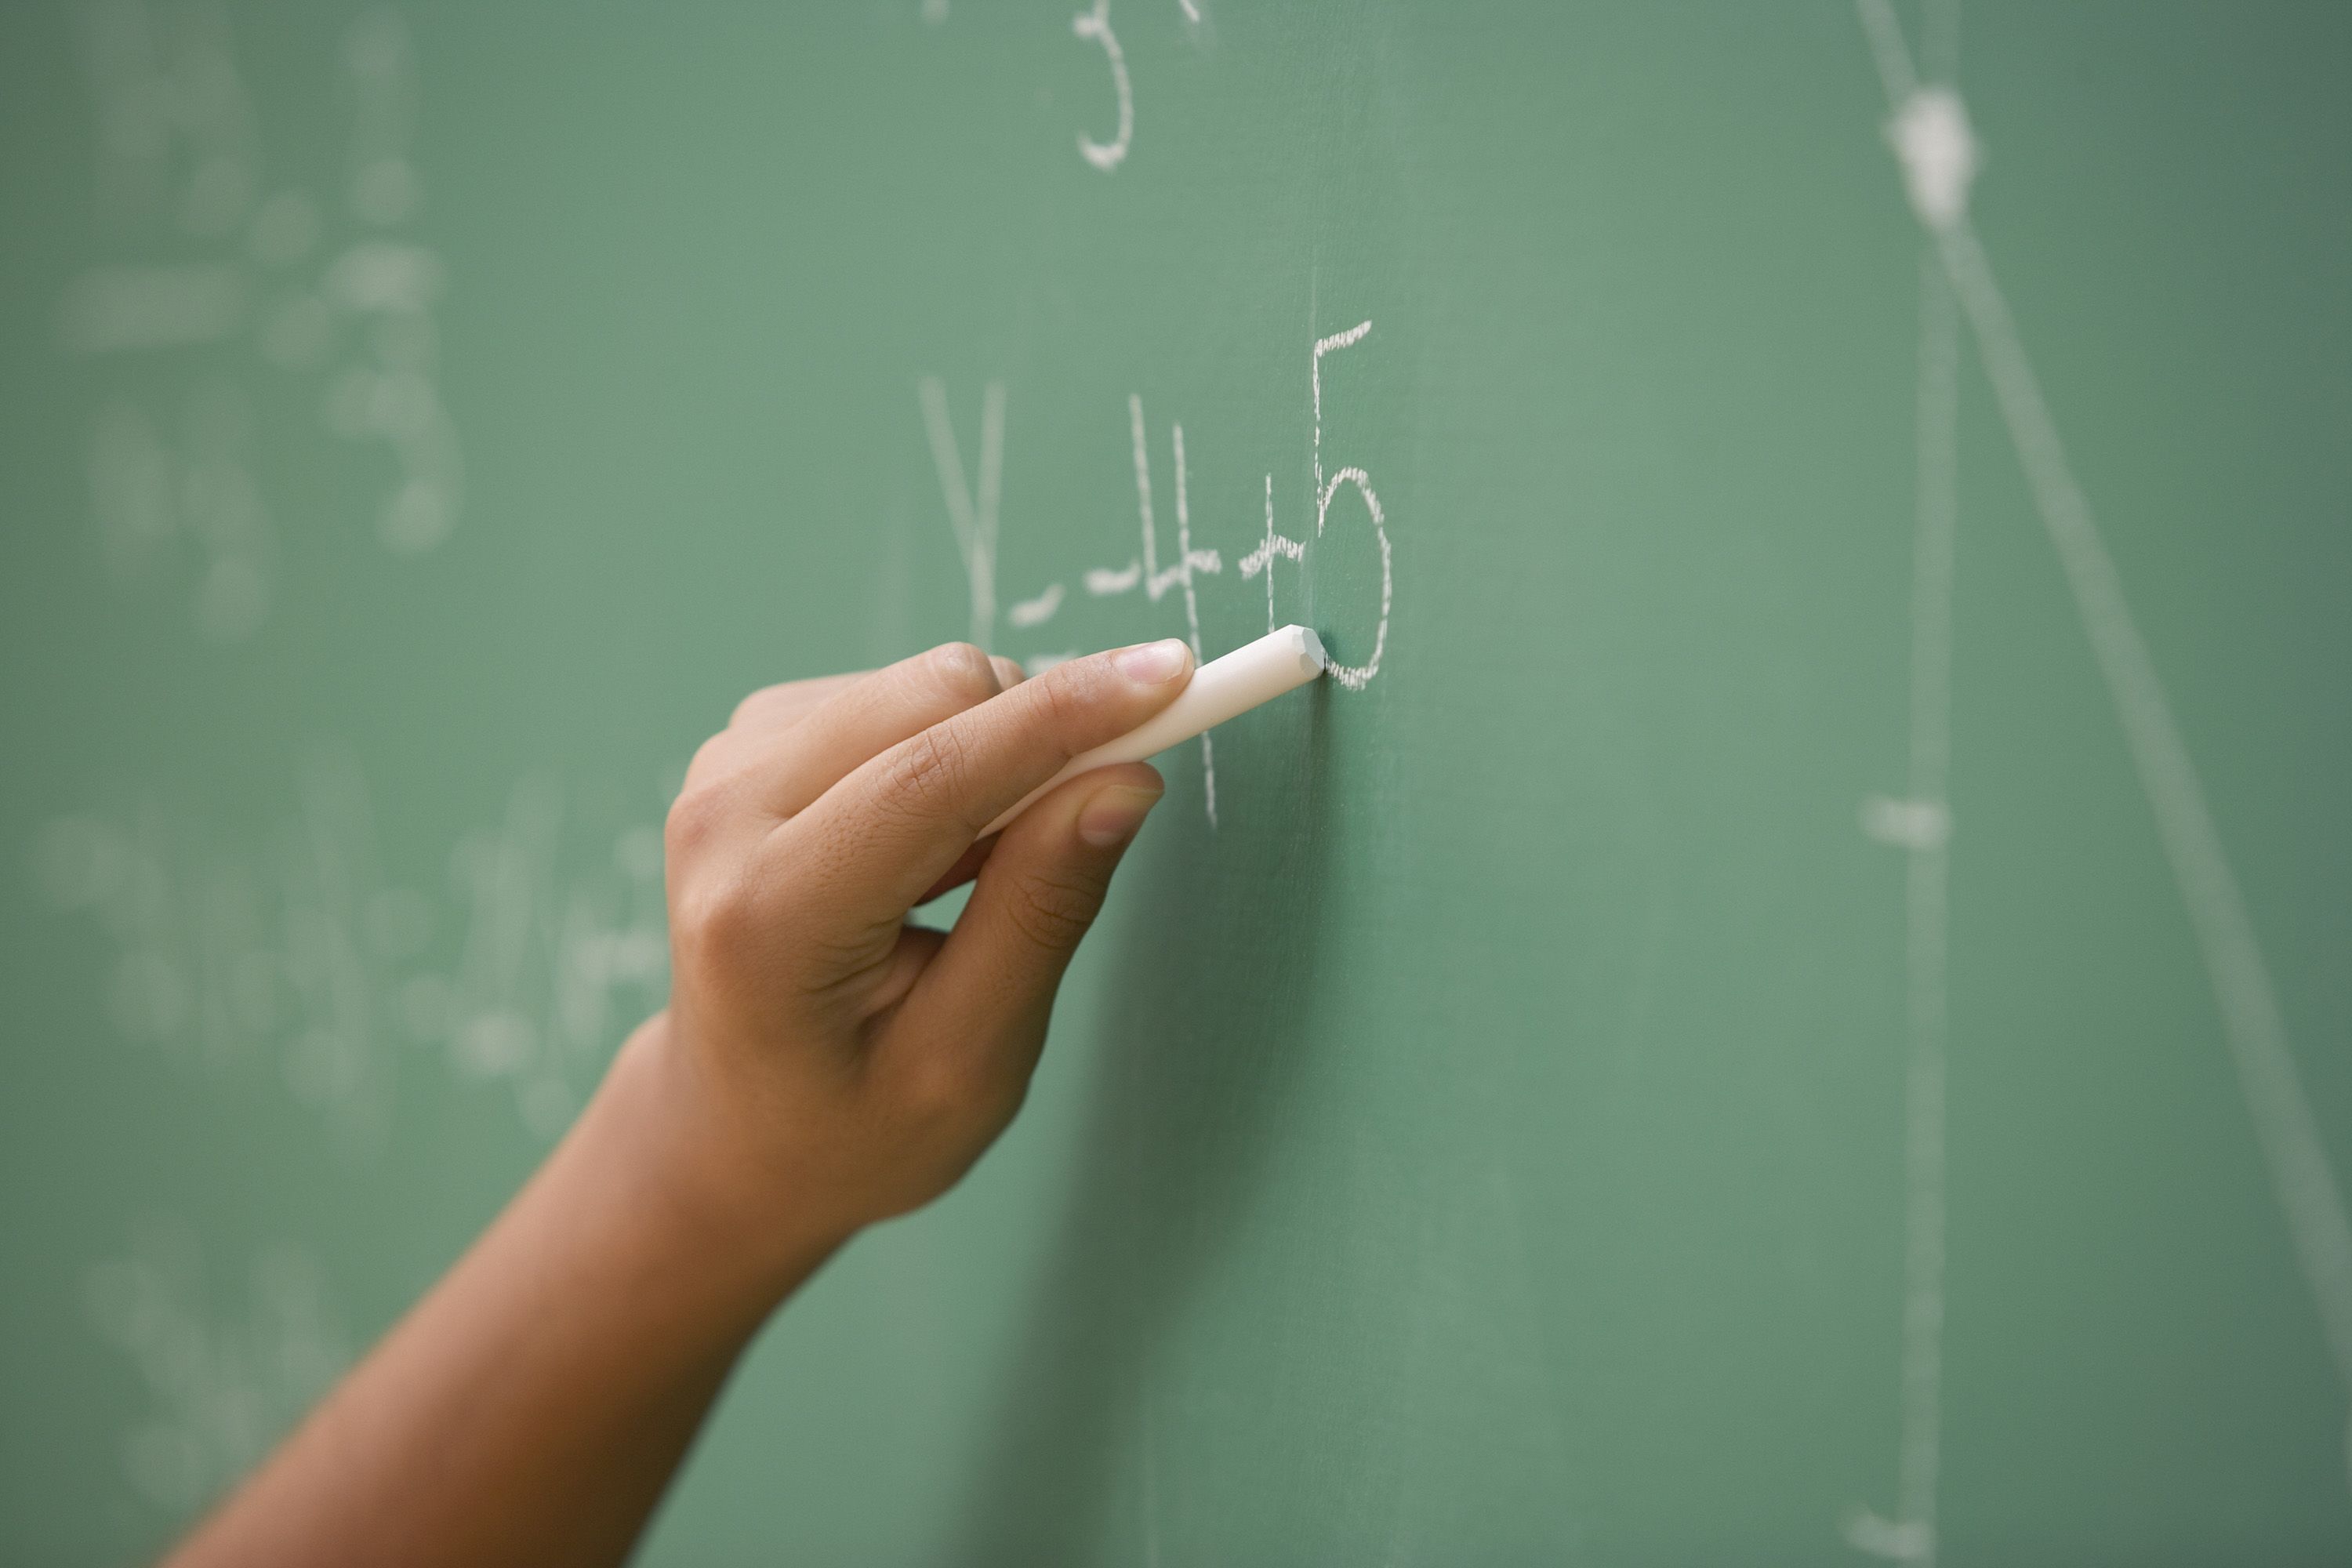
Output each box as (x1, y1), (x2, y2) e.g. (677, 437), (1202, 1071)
(1026, 663), (1095, 746)
(662, 782), (730, 861)
(880, 723), (977, 822)
(728, 684), (782, 728)
(922, 641), (1000, 707)
(684, 733), (731, 786)
(899, 1047), (980, 1119)
(895, 1040), (1025, 1136)
(786, 913), (895, 1001)
(671, 866), (762, 970)
(1002, 866), (1104, 953)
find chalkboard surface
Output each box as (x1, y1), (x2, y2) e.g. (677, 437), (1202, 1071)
(4, 2), (2350, 1562)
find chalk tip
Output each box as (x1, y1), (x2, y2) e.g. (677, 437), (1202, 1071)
(1287, 625), (1329, 676)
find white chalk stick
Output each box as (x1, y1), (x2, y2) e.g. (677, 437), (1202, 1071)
(983, 624), (1327, 835)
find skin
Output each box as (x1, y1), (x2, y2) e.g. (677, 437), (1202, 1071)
(161, 635), (1196, 1568)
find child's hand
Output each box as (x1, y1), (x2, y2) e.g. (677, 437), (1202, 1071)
(637, 637), (1193, 1269)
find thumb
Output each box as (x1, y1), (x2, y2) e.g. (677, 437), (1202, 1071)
(886, 764), (1164, 1086)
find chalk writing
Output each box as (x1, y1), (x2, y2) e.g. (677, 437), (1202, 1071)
(1849, 2), (2352, 1553)
(66, 2), (463, 638)
(36, 764), (667, 1145)
(1071, 0), (1133, 172)
(1312, 321), (1392, 690)
(1239, 472), (1307, 632)
(85, 1222), (348, 1517)
(917, 376), (1006, 649)
(1008, 582), (1065, 629)
(1082, 397), (1224, 820)
(911, 321), (1396, 818)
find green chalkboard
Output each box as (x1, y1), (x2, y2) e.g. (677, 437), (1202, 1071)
(4, 2), (2350, 1562)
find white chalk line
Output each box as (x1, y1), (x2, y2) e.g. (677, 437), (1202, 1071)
(1240, 470), (1306, 631)
(1088, 394), (1219, 601)
(1846, 7), (1964, 1559)
(1083, 396), (1225, 822)
(1171, 421), (1216, 824)
(916, 376), (1004, 649)
(1314, 468), (1389, 691)
(1310, 320), (1375, 510)
(1856, 0), (1919, 107)
(978, 378), (1005, 599)
(1008, 582), (1065, 628)
(1849, 235), (1965, 1568)
(1127, 391), (1156, 593)
(1310, 321), (1389, 690)
(1072, 0), (1133, 172)
(1151, 399), (1218, 822)
(1896, 237), (1964, 1563)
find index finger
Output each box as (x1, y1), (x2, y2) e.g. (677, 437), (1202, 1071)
(769, 637), (1193, 942)
(729, 670), (868, 733)
(732, 656), (1015, 739)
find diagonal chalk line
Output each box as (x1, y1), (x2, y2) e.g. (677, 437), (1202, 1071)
(1936, 214), (2352, 1387)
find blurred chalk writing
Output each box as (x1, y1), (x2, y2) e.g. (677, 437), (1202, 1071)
(83, 1221), (349, 1516)
(34, 762), (669, 1146)
(64, 1), (462, 641)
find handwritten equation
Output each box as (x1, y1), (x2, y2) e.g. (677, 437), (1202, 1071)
(919, 322), (1393, 823)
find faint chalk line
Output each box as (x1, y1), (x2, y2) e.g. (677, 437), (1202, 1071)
(917, 376), (1004, 650)
(1849, 166), (1965, 1568)
(1847, 7), (1964, 1562)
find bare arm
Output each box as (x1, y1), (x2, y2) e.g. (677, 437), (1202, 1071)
(162, 637), (1193, 1568)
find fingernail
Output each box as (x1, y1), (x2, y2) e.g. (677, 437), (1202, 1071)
(1076, 783), (1163, 848)
(1111, 638), (1191, 685)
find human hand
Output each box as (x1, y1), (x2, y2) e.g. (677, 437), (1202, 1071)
(630, 637), (1193, 1274)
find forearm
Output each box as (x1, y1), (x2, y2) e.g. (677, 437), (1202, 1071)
(158, 639), (1174, 1566)
(164, 1018), (840, 1568)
